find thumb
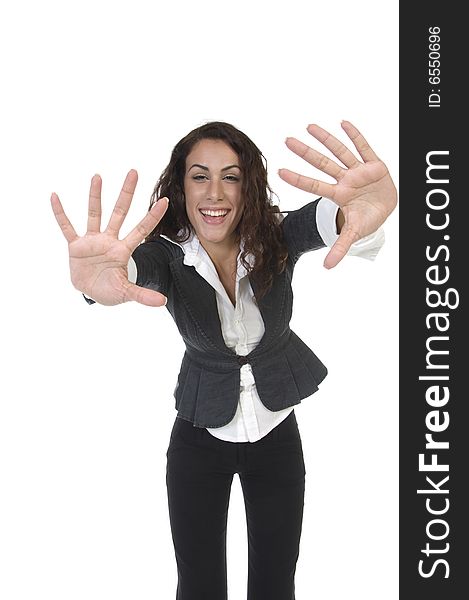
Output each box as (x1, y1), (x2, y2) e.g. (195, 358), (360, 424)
(323, 225), (360, 269)
(123, 281), (168, 307)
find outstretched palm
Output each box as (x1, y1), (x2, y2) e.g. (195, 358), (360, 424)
(51, 170), (169, 306)
(279, 121), (397, 268)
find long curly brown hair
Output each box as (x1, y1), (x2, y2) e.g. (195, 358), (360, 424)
(146, 121), (288, 301)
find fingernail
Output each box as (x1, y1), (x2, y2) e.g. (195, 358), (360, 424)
(156, 196), (169, 205)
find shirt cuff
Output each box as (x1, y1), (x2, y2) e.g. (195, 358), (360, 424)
(128, 256), (137, 283)
(315, 197), (385, 261)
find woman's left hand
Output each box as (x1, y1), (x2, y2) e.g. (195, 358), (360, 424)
(278, 121), (397, 269)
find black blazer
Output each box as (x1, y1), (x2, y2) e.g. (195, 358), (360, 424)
(129, 198), (329, 428)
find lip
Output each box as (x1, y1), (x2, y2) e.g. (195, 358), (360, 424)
(198, 208), (231, 225)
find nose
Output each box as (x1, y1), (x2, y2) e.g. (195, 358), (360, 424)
(207, 178), (224, 202)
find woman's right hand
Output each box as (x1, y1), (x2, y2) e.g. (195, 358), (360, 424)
(51, 169), (169, 307)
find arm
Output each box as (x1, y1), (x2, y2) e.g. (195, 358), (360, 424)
(280, 198), (326, 265)
(130, 239), (171, 296)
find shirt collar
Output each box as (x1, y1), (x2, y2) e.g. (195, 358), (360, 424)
(173, 230), (254, 279)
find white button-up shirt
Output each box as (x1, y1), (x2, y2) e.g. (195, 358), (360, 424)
(128, 198), (385, 443)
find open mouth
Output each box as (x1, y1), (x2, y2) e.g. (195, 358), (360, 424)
(199, 208), (231, 224)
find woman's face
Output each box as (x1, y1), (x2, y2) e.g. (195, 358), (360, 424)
(183, 139), (244, 251)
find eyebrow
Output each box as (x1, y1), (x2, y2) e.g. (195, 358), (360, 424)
(187, 163), (242, 172)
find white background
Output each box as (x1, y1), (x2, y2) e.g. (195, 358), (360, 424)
(0, 1), (398, 598)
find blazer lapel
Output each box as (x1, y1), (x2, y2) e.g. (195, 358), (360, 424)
(248, 270), (286, 356)
(169, 259), (235, 355)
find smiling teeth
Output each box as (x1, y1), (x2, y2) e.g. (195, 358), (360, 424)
(200, 209), (229, 217)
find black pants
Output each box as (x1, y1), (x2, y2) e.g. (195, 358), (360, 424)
(165, 409), (306, 600)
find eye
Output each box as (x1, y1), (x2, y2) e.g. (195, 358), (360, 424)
(192, 174), (208, 181)
(224, 175), (240, 182)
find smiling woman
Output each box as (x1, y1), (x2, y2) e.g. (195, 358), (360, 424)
(147, 121), (289, 304)
(50, 118), (397, 600)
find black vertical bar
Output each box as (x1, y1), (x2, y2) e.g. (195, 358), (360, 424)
(400, 3), (466, 598)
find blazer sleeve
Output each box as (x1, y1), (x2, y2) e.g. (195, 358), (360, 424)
(280, 198), (326, 265)
(131, 239), (172, 297)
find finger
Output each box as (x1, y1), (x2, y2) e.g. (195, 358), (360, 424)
(123, 197), (169, 252)
(340, 120), (379, 163)
(278, 168), (337, 201)
(285, 137), (345, 180)
(87, 174), (102, 234)
(104, 169), (138, 236)
(323, 224), (361, 269)
(123, 281), (168, 307)
(306, 124), (361, 168)
(50, 193), (79, 244)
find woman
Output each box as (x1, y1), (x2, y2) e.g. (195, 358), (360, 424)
(50, 120), (397, 600)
